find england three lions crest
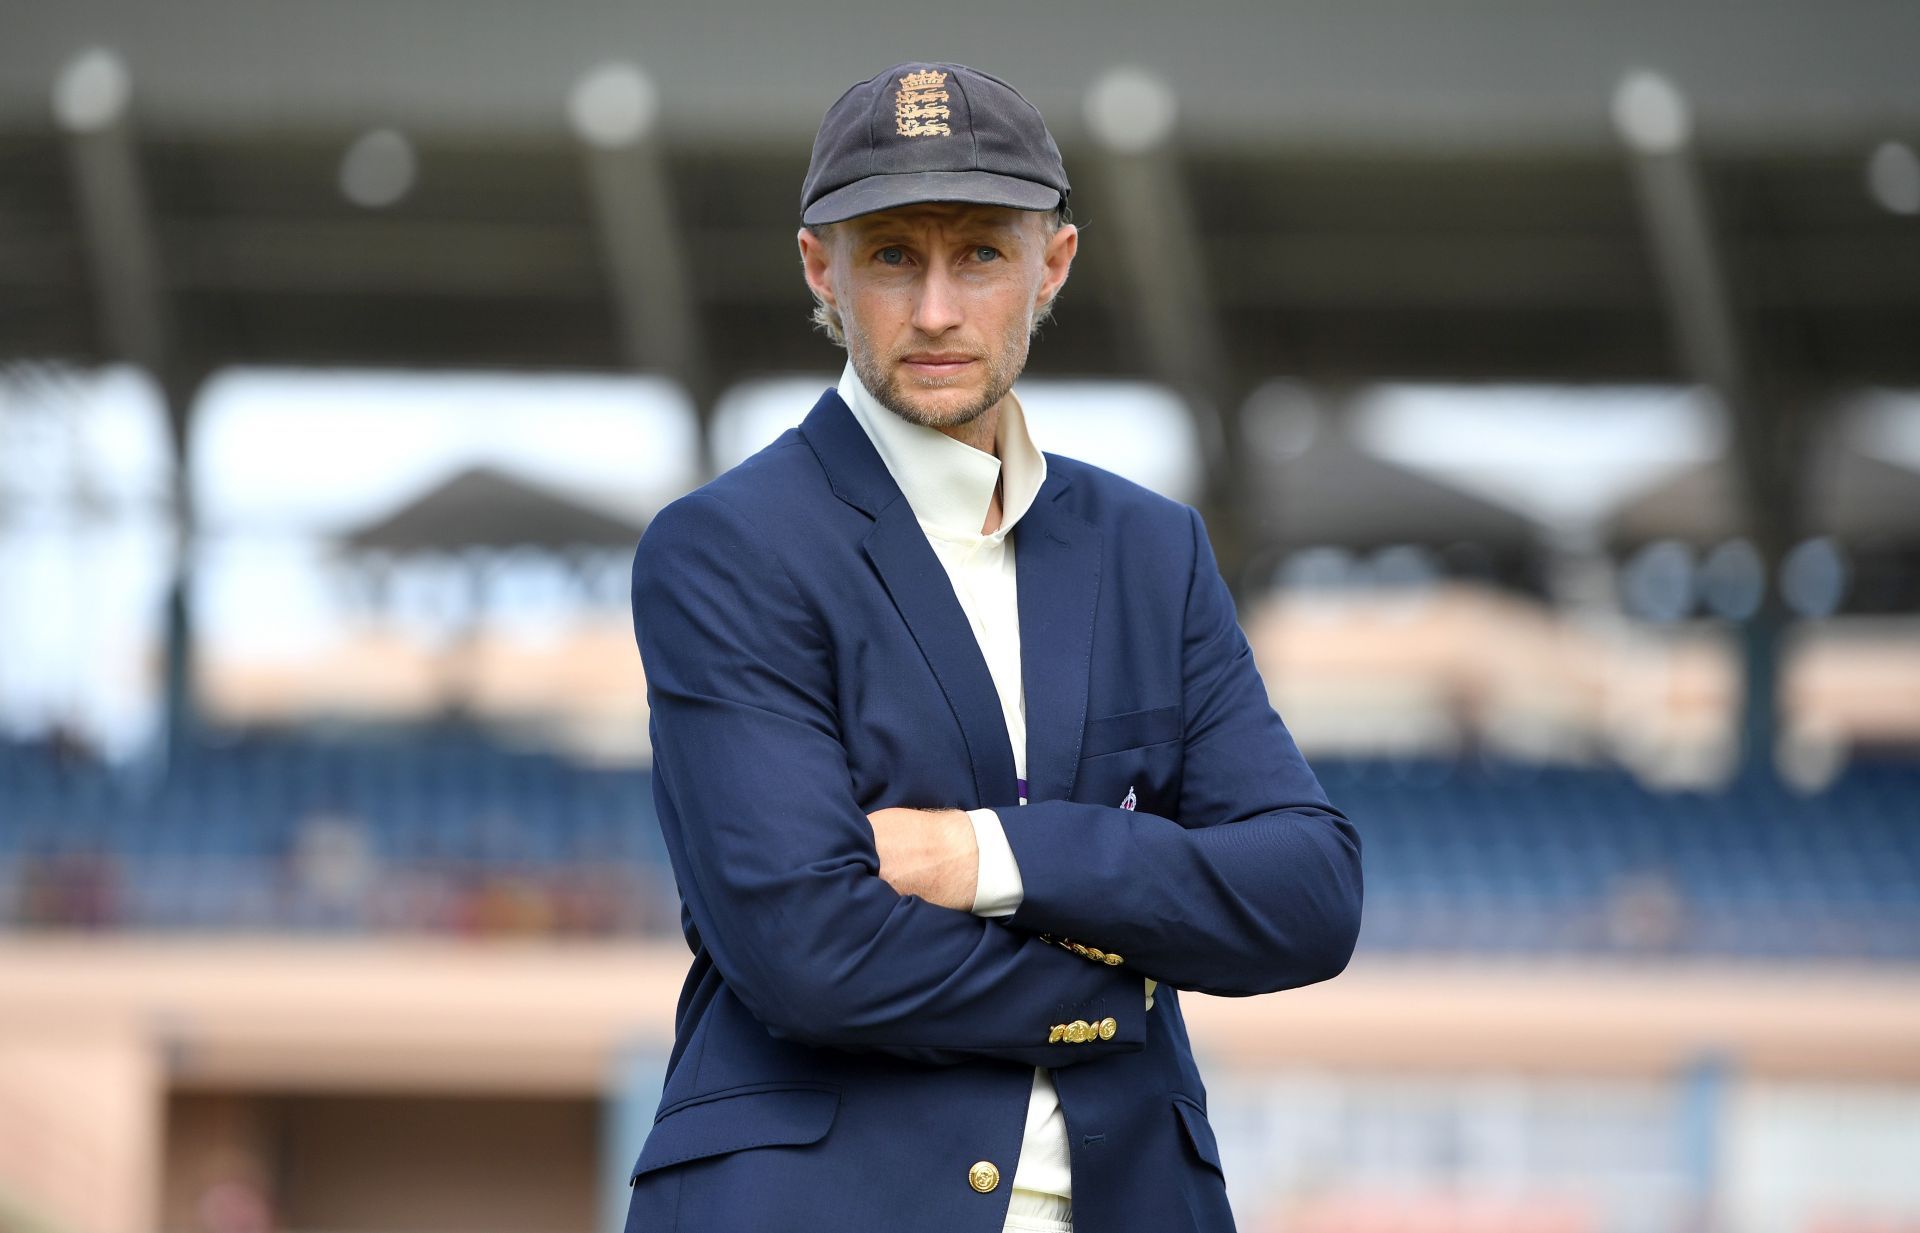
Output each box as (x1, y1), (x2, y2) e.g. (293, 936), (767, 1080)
(895, 69), (952, 138)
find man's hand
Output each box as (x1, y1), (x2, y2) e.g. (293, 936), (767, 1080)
(866, 807), (978, 910)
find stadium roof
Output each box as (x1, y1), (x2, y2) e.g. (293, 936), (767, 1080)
(2, 0), (1917, 390)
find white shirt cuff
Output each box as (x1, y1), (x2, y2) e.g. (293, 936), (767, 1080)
(966, 807), (1024, 918)
(1145, 978), (1157, 1010)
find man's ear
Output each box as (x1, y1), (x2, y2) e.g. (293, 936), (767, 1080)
(1036, 221), (1078, 312)
(798, 226), (836, 309)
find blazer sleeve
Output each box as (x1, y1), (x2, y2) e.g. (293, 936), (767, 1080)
(633, 489), (1147, 1068)
(996, 503), (1364, 998)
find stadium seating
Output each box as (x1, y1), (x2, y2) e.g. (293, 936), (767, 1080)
(2, 731), (1914, 959)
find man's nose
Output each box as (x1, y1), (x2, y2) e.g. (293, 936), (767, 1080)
(910, 264), (964, 336)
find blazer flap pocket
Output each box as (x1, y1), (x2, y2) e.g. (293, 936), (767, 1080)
(1080, 704), (1182, 760)
(631, 1083), (839, 1181)
(1171, 1095), (1224, 1176)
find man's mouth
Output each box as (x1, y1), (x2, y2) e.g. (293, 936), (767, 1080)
(901, 354), (976, 375)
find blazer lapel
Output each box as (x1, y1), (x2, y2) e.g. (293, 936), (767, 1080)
(1014, 475), (1102, 804)
(864, 504), (1019, 807)
(797, 387), (1104, 809)
(800, 387), (1019, 808)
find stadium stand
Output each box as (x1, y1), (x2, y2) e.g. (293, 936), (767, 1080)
(4, 731), (1912, 962)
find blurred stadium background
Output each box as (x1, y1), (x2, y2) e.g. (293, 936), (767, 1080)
(3, 2), (1919, 1231)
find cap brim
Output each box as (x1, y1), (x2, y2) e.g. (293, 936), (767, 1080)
(802, 169), (1061, 226)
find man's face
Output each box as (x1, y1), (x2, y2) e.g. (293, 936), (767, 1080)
(798, 201), (1077, 433)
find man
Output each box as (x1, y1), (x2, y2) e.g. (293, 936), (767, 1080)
(625, 61), (1362, 1233)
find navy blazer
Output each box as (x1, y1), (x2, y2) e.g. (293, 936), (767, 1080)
(624, 387), (1362, 1232)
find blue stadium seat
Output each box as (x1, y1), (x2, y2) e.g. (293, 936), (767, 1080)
(2, 734), (1915, 953)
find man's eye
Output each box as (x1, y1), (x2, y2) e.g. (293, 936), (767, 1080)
(975, 246), (1001, 262)
(877, 247), (906, 265)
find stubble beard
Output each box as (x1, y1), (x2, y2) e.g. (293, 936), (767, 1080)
(845, 311), (1031, 435)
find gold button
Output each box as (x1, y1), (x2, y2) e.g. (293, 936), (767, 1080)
(1066, 1019), (1091, 1043)
(1103, 952), (1124, 966)
(968, 1160), (1000, 1193)
(1070, 942), (1089, 955)
(1097, 1016), (1118, 1040)
(1086, 947), (1105, 962)
(1048, 1024), (1066, 1043)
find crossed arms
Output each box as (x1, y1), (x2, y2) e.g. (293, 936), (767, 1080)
(631, 489), (1362, 1068)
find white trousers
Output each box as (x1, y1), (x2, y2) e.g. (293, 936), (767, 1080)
(1002, 1187), (1073, 1233)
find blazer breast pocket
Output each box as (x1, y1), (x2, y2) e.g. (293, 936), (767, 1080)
(1079, 703), (1183, 760)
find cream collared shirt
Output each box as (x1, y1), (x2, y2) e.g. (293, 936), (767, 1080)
(839, 362), (1161, 1206)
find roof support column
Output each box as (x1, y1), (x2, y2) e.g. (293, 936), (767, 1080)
(1083, 69), (1250, 584)
(570, 63), (714, 473)
(1613, 69), (1806, 781)
(55, 47), (202, 763)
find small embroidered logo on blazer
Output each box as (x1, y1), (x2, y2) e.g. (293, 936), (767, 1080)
(895, 69), (952, 137)
(1120, 785), (1137, 811)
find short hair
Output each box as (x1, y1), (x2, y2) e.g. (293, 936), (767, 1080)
(802, 203), (1071, 348)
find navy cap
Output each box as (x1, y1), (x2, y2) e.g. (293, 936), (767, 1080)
(801, 62), (1069, 226)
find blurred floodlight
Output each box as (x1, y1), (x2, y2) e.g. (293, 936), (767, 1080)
(1085, 67), (1178, 154)
(1611, 69), (1692, 155)
(1279, 546), (1357, 592)
(1369, 544), (1442, 591)
(1243, 381), (1322, 463)
(1866, 141), (1920, 216)
(1780, 536), (1848, 619)
(1848, 387), (1920, 472)
(569, 62), (659, 149)
(1621, 539), (1696, 623)
(339, 129), (417, 209)
(1700, 537), (1764, 621)
(52, 48), (131, 134)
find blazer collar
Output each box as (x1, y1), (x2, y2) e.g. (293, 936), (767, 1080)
(798, 386), (1101, 808)
(833, 359), (1048, 542)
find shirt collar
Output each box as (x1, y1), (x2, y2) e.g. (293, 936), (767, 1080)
(837, 358), (1048, 543)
